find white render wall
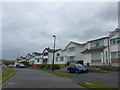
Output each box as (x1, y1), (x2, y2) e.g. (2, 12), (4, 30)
(54, 50), (67, 65)
(83, 53), (91, 64)
(109, 30), (120, 64)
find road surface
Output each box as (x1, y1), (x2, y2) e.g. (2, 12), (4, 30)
(57, 69), (119, 88)
(2, 68), (83, 88)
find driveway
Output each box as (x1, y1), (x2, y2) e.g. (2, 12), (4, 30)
(2, 68), (83, 88)
(56, 69), (119, 88)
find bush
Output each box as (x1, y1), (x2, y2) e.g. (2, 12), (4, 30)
(21, 61), (30, 67)
(40, 64), (47, 69)
(46, 65), (51, 69)
(100, 66), (113, 71)
(51, 64), (60, 69)
(3, 61), (14, 66)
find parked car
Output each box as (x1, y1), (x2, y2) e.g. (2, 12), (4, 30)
(8, 64), (14, 67)
(67, 63), (88, 73)
(19, 63), (25, 68)
(16, 63), (25, 68)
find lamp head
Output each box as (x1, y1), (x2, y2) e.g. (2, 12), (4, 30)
(53, 35), (56, 37)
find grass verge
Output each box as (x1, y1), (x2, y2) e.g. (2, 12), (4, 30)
(49, 72), (73, 77)
(72, 80), (119, 89)
(32, 68), (72, 77)
(0, 70), (16, 83)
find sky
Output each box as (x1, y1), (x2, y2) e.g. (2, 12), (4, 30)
(2, 2), (118, 60)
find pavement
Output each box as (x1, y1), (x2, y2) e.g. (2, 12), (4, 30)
(56, 68), (120, 88)
(2, 68), (83, 88)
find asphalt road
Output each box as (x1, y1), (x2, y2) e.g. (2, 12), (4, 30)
(2, 68), (83, 88)
(56, 69), (119, 88)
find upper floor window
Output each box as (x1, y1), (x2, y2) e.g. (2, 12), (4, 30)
(90, 40), (104, 48)
(57, 53), (60, 56)
(32, 55), (34, 58)
(110, 38), (120, 45)
(67, 47), (76, 52)
(68, 56), (76, 60)
(44, 52), (48, 56)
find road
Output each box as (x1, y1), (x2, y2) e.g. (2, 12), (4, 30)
(2, 68), (83, 88)
(57, 69), (119, 88)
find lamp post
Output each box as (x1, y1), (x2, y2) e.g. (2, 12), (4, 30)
(52, 35), (56, 72)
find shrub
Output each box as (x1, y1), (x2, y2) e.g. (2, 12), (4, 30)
(100, 66), (113, 71)
(51, 64), (60, 69)
(21, 61), (30, 67)
(40, 64), (47, 69)
(46, 65), (51, 69)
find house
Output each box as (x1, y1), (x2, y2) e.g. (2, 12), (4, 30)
(29, 52), (43, 66)
(54, 49), (67, 65)
(109, 28), (120, 66)
(18, 56), (26, 63)
(82, 37), (109, 66)
(81, 28), (120, 66)
(64, 41), (85, 65)
(26, 53), (31, 62)
(42, 47), (61, 65)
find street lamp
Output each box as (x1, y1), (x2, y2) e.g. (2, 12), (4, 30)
(52, 35), (56, 72)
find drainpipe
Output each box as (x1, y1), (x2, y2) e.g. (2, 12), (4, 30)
(107, 37), (111, 66)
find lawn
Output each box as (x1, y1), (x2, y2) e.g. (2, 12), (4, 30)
(72, 81), (119, 89)
(0, 70), (16, 83)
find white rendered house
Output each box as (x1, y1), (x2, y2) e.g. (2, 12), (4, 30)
(29, 52), (43, 66)
(109, 28), (120, 66)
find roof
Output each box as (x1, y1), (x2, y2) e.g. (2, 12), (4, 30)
(26, 53), (31, 57)
(65, 41), (82, 49)
(43, 47), (61, 53)
(32, 52), (42, 56)
(109, 28), (120, 38)
(87, 37), (108, 43)
(20, 56), (26, 59)
(81, 46), (107, 53)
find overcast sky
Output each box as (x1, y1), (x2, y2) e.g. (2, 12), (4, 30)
(2, 2), (118, 60)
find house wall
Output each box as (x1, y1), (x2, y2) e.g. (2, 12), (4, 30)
(83, 53), (91, 64)
(109, 31), (120, 65)
(54, 50), (67, 65)
(47, 53), (53, 64)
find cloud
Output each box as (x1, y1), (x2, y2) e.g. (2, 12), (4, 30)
(2, 2), (118, 60)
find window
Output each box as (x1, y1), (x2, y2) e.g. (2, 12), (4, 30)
(68, 56), (76, 60)
(57, 53), (60, 56)
(67, 47), (76, 52)
(90, 40), (104, 48)
(91, 52), (101, 60)
(60, 57), (64, 61)
(56, 57), (58, 62)
(44, 52), (48, 56)
(37, 59), (39, 62)
(110, 38), (120, 45)
(111, 51), (120, 59)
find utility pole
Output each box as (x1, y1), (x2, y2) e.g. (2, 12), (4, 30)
(18, 52), (19, 61)
(52, 35), (56, 72)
